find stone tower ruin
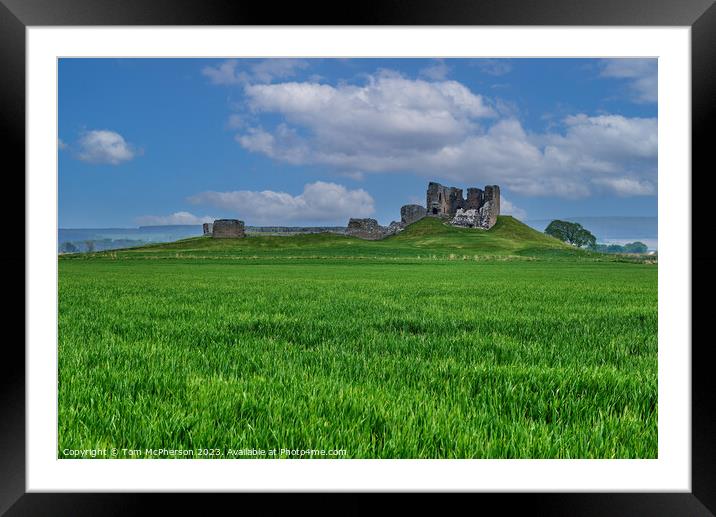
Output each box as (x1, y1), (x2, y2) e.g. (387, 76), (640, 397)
(426, 182), (500, 229)
(426, 182), (464, 217)
(211, 219), (246, 238)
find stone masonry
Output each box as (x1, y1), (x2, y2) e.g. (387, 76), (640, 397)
(426, 182), (465, 217)
(202, 222), (213, 236)
(400, 204), (427, 226)
(427, 182), (500, 230)
(211, 219), (246, 238)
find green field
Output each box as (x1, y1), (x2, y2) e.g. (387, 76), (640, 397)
(58, 217), (657, 458)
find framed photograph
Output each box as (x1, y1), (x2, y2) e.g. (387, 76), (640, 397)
(5, 0), (715, 513)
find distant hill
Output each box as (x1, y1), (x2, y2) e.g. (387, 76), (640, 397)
(58, 225), (205, 253)
(59, 225), (204, 244)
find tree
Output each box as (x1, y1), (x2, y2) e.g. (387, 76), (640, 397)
(623, 241), (648, 254)
(544, 220), (596, 248)
(59, 242), (78, 253)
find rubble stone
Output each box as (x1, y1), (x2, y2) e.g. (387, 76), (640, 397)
(346, 218), (387, 240)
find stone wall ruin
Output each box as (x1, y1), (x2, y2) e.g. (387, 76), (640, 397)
(346, 218), (390, 240)
(211, 219), (246, 238)
(400, 204), (427, 226)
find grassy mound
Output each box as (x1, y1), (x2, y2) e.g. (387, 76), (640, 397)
(74, 216), (585, 261)
(388, 216), (570, 253)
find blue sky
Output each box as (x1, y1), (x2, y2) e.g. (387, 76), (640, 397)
(58, 58), (657, 228)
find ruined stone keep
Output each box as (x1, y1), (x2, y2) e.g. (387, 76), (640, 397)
(344, 181), (501, 240)
(211, 219), (245, 239)
(426, 183), (463, 217)
(425, 182), (500, 230)
(426, 182), (500, 219)
(202, 223), (213, 236)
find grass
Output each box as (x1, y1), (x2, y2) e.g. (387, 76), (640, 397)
(58, 216), (657, 458)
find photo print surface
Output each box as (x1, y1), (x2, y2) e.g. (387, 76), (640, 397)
(58, 58), (657, 459)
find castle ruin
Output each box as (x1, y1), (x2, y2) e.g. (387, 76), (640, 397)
(211, 219), (245, 239)
(426, 183), (500, 219)
(345, 182), (500, 240)
(204, 182), (500, 241)
(426, 182), (500, 230)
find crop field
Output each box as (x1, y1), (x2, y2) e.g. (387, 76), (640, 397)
(58, 218), (657, 458)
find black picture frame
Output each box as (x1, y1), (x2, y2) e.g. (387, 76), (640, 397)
(3, 0), (714, 514)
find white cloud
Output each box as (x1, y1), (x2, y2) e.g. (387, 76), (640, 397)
(76, 130), (137, 165)
(600, 58), (657, 103)
(237, 72), (495, 168)
(202, 59), (309, 85)
(218, 69), (656, 200)
(340, 171), (366, 181)
(243, 73), (494, 143)
(419, 59), (450, 80)
(557, 114), (657, 160)
(202, 60), (241, 85)
(251, 59), (309, 83)
(499, 195), (527, 220)
(188, 181), (374, 225)
(445, 114), (657, 197)
(58, 138), (67, 150)
(236, 88), (656, 199)
(591, 177), (656, 196)
(476, 59), (513, 76)
(135, 211), (215, 226)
